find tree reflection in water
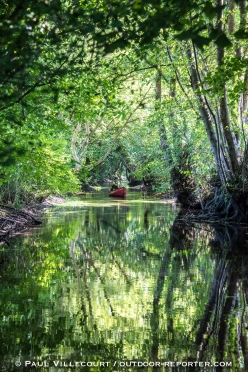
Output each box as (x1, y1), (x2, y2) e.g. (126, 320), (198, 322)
(199, 223), (248, 371)
(169, 217), (248, 371)
(0, 199), (248, 371)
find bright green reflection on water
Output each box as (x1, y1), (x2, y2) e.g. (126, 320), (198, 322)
(0, 187), (245, 371)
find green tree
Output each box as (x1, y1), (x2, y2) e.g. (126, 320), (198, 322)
(84, 0), (248, 220)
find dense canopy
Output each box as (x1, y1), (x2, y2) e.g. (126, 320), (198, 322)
(1, 0), (248, 221)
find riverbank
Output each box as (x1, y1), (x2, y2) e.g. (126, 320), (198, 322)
(0, 196), (69, 244)
(0, 204), (42, 244)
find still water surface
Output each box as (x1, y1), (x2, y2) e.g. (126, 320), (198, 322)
(0, 187), (247, 371)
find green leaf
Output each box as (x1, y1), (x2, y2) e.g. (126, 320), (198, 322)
(215, 34), (232, 48)
(105, 39), (129, 53)
(112, 20), (123, 28)
(234, 29), (248, 39)
(193, 36), (212, 50)
(173, 22), (184, 32)
(203, 3), (226, 19)
(175, 29), (197, 41)
(209, 28), (219, 40)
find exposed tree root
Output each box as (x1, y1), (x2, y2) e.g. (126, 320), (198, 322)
(0, 204), (42, 244)
(180, 187), (248, 224)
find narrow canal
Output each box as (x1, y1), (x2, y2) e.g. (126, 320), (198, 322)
(0, 187), (247, 371)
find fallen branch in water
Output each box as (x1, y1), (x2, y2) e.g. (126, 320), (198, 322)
(0, 205), (42, 244)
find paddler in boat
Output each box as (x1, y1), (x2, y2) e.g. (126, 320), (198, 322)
(111, 176), (119, 190)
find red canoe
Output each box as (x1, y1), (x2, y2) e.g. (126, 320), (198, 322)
(109, 187), (127, 197)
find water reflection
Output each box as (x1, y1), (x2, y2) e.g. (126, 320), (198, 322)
(0, 189), (247, 371)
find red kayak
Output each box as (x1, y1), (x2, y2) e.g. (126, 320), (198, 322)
(109, 187), (127, 197)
